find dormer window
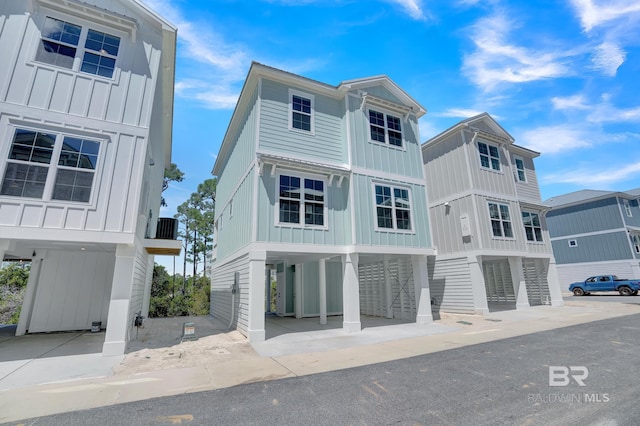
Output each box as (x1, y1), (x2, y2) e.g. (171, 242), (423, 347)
(368, 109), (403, 147)
(36, 16), (121, 79)
(478, 141), (501, 171)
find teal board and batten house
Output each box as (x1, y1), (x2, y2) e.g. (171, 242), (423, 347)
(544, 189), (640, 286)
(210, 62), (435, 342)
(422, 113), (564, 315)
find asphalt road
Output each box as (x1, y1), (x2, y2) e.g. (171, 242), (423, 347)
(564, 293), (640, 303)
(16, 313), (640, 426)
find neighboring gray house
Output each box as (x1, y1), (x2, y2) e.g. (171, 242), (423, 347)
(544, 189), (640, 285)
(422, 113), (564, 314)
(210, 62), (436, 342)
(0, 0), (179, 356)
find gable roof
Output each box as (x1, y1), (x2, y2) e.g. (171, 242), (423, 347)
(543, 188), (640, 208)
(422, 112), (515, 151)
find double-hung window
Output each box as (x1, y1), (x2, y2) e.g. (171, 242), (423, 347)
(375, 184), (412, 231)
(369, 109), (403, 147)
(631, 234), (640, 254)
(478, 142), (501, 171)
(1, 128), (100, 203)
(289, 90), (314, 133)
(514, 157), (526, 182)
(488, 202), (513, 238)
(278, 174), (325, 227)
(36, 16), (121, 78)
(522, 211), (543, 242)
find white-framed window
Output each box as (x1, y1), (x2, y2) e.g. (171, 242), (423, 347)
(374, 184), (412, 231)
(568, 239), (578, 247)
(277, 173), (326, 227)
(368, 108), (403, 148)
(522, 211), (543, 242)
(35, 15), (121, 79)
(488, 202), (513, 238)
(289, 90), (314, 133)
(478, 141), (501, 171)
(630, 234), (640, 254)
(514, 157), (526, 182)
(1, 128), (101, 203)
(623, 199), (632, 217)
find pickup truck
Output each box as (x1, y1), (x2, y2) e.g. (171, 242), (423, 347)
(569, 275), (640, 296)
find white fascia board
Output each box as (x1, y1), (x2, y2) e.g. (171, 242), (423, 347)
(0, 226), (136, 245)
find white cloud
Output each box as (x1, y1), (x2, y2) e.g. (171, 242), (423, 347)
(518, 125), (592, 154)
(570, 0), (640, 32)
(462, 13), (574, 91)
(384, 0), (428, 20)
(543, 161), (640, 186)
(435, 108), (487, 118)
(418, 119), (442, 141)
(551, 95), (590, 110)
(590, 42), (626, 76)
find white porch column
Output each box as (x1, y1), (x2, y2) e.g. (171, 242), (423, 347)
(319, 258), (327, 325)
(16, 251), (44, 336)
(103, 244), (136, 357)
(247, 250), (267, 342)
(547, 257), (565, 307)
(412, 255), (433, 324)
(294, 264), (303, 318)
(383, 256), (393, 319)
(342, 252), (361, 333)
(508, 257), (530, 310)
(469, 255), (489, 315)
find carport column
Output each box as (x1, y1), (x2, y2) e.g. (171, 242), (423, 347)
(469, 255), (489, 315)
(103, 244), (136, 357)
(547, 257), (564, 307)
(247, 250), (267, 342)
(16, 251), (44, 336)
(294, 264), (303, 318)
(412, 255), (433, 324)
(383, 256), (393, 319)
(508, 257), (530, 310)
(319, 258), (327, 325)
(342, 252), (361, 332)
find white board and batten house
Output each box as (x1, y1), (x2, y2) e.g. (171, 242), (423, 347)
(544, 189), (640, 285)
(211, 62), (436, 342)
(422, 113), (564, 315)
(0, 0), (180, 356)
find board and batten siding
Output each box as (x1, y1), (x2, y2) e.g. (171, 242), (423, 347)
(348, 94), (423, 179)
(1, 11), (163, 130)
(216, 85), (259, 208)
(210, 253), (251, 335)
(427, 256), (475, 314)
(621, 198), (640, 227)
(551, 231), (634, 264)
(216, 167), (255, 261)
(256, 166), (351, 246)
(352, 173), (431, 248)
(546, 197), (625, 238)
(511, 155), (542, 203)
(466, 138), (518, 198)
(422, 132), (471, 202)
(258, 79), (346, 164)
(475, 195), (528, 252)
(428, 195), (479, 255)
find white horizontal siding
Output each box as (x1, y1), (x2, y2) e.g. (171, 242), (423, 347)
(211, 253), (251, 335)
(428, 257), (475, 314)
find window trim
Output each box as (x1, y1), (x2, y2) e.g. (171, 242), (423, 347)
(477, 141), (502, 172)
(623, 199), (632, 217)
(371, 181), (415, 234)
(0, 125), (104, 206)
(288, 89), (315, 135)
(568, 239), (578, 247)
(514, 156), (526, 182)
(487, 201), (514, 239)
(274, 171), (328, 230)
(521, 210), (543, 243)
(32, 10), (124, 81)
(366, 106), (405, 151)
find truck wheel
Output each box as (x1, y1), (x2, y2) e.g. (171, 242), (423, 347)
(573, 288), (585, 296)
(618, 286), (633, 296)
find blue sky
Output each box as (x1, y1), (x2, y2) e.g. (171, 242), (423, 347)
(146, 0), (640, 271)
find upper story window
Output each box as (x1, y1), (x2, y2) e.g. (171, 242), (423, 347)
(478, 141), (501, 171)
(631, 234), (640, 254)
(36, 16), (121, 79)
(1, 128), (100, 203)
(278, 174), (325, 227)
(568, 239), (578, 247)
(623, 199), (632, 217)
(289, 90), (314, 133)
(368, 109), (403, 148)
(488, 202), (513, 238)
(522, 211), (543, 242)
(375, 184), (412, 231)
(514, 157), (526, 182)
